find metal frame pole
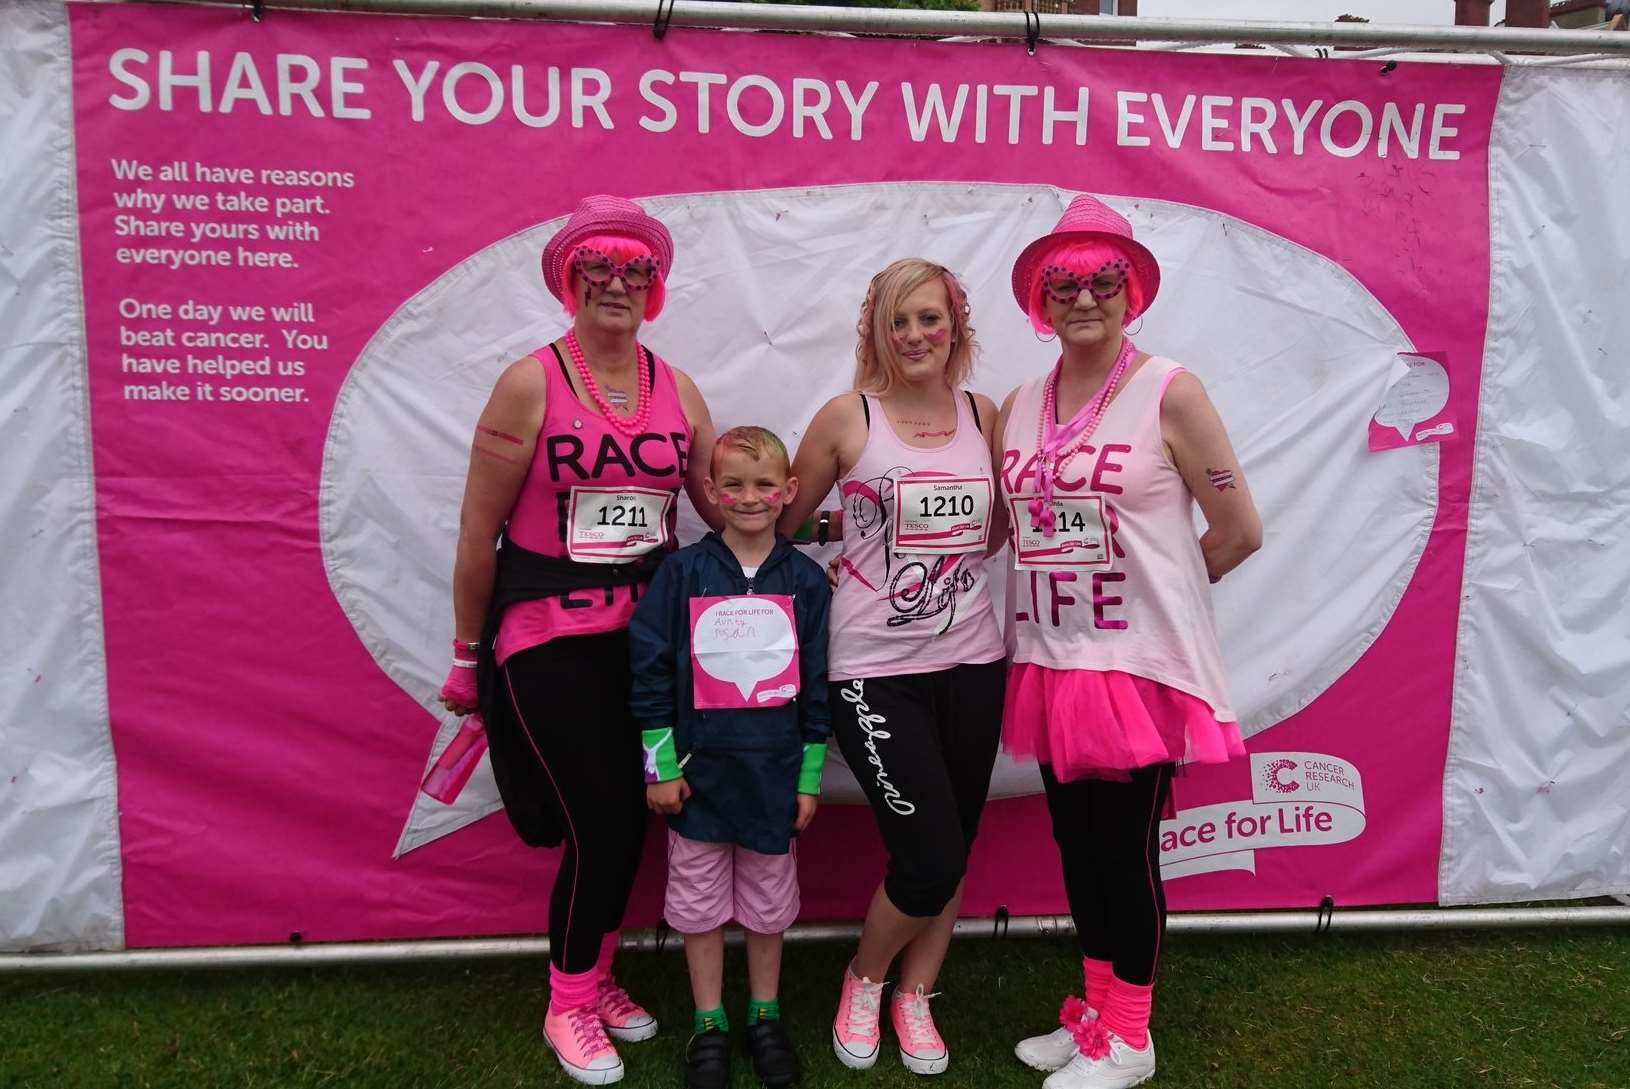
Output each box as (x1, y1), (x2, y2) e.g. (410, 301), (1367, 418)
(140, 0), (1630, 58)
(5, 905), (1627, 973)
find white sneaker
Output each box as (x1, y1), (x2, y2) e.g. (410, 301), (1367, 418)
(1014, 1002), (1098, 1072)
(1015, 1026), (1082, 1072)
(1041, 1030), (1155, 1089)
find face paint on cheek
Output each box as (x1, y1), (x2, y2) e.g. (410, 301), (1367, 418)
(718, 493), (738, 506)
(764, 491), (782, 506)
(923, 328), (949, 346)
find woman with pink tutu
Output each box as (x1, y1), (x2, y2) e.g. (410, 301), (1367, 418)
(995, 195), (1262, 1089)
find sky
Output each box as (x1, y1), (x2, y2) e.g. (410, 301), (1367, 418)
(1136, 0), (1511, 25)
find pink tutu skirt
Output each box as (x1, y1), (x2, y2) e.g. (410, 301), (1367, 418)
(1003, 662), (1245, 783)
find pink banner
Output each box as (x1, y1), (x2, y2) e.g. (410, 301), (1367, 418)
(68, 2), (1500, 946)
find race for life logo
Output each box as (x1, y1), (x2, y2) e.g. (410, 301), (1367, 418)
(1160, 753), (1365, 880)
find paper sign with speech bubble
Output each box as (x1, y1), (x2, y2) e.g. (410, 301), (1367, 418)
(689, 595), (800, 709)
(1370, 351), (1456, 451)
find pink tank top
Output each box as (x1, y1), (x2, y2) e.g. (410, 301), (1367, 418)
(999, 357), (1235, 722)
(495, 344), (693, 664)
(828, 391), (1006, 681)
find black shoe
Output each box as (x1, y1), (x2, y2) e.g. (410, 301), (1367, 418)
(745, 1017), (801, 1088)
(686, 1028), (732, 1089)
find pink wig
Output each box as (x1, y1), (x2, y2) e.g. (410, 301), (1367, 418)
(1025, 238), (1149, 334)
(562, 233), (667, 321)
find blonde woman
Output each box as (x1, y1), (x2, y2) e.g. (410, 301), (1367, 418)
(779, 259), (1006, 1077)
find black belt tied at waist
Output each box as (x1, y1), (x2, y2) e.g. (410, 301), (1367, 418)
(477, 539), (665, 848)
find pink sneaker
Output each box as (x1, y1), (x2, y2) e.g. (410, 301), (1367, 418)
(597, 975), (658, 1042)
(892, 986), (948, 1075)
(831, 965), (884, 1070)
(543, 1003), (625, 1085)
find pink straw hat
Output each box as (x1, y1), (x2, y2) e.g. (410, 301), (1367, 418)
(1010, 195), (1161, 320)
(541, 194), (675, 304)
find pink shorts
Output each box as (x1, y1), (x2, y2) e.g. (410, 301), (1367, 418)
(664, 830), (800, 935)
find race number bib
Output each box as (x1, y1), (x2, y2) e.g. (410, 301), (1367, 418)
(689, 595), (800, 709)
(566, 486), (674, 564)
(891, 474), (992, 555)
(1010, 495), (1112, 571)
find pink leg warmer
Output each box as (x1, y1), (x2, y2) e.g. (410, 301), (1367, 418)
(596, 931), (619, 984)
(549, 962), (600, 1014)
(1083, 957), (1115, 1013)
(1101, 975), (1154, 1050)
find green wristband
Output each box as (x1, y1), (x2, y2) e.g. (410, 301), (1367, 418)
(642, 728), (682, 784)
(798, 742), (828, 795)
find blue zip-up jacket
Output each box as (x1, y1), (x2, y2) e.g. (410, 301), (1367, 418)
(628, 533), (831, 855)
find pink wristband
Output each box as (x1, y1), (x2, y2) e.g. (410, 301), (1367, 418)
(440, 662), (478, 707)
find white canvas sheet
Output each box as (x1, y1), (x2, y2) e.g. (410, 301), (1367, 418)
(1441, 67), (1630, 904)
(0, 0), (123, 951)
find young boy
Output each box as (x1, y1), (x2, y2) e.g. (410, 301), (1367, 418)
(628, 426), (832, 1089)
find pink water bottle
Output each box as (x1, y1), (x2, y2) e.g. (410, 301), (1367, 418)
(420, 714), (488, 805)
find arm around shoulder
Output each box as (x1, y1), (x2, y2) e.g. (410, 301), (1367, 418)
(672, 367), (724, 532)
(778, 392), (863, 540)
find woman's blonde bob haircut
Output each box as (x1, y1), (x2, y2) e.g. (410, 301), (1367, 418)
(853, 259), (978, 396)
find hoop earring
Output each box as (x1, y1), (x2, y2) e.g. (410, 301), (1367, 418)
(1125, 317), (1144, 336)
(1036, 327), (1057, 344)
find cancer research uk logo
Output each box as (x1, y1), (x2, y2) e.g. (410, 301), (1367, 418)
(1159, 753), (1365, 880)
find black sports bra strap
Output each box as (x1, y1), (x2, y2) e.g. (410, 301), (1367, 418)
(964, 390), (982, 431)
(547, 342), (573, 386)
(859, 394), (871, 429)
(551, 342), (656, 395)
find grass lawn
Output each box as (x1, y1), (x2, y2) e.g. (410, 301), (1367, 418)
(3, 929), (1626, 1089)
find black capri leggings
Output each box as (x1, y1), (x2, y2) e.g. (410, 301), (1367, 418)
(829, 660), (1006, 918)
(500, 630), (647, 974)
(1042, 761), (1174, 986)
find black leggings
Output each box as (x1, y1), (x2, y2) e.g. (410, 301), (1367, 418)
(1042, 762), (1173, 986)
(830, 660), (1006, 918)
(502, 631), (647, 974)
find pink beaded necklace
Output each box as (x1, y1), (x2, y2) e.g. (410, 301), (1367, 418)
(565, 328), (652, 438)
(1029, 336), (1137, 536)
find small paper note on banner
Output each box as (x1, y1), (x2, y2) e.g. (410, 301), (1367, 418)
(690, 595), (800, 708)
(1369, 351), (1456, 451)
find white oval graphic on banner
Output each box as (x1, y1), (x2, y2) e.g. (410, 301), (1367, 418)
(317, 182), (1434, 853)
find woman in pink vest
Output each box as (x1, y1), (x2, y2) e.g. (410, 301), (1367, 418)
(437, 195), (720, 1085)
(998, 196), (1262, 1089)
(779, 258), (1007, 1078)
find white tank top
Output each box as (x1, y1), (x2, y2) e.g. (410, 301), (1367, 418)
(828, 390), (1006, 681)
(1000, 358), (1235, 721)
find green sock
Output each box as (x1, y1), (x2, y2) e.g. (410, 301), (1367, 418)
(694, 1007), (730, 1034)
(747, 997), (780, 1023)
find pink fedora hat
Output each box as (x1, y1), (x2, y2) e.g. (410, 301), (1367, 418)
(1010, 194), (1160, 319)
(541, 194), (675, 303)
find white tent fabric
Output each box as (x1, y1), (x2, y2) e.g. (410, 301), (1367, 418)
(0, 0), (123, 951)
(1440, 67), (1630, 905)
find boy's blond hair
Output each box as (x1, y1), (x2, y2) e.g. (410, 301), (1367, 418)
(710, 425), (790, 476)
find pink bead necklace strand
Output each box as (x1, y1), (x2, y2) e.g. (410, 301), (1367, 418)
(1029, 336), (1137, 536)
(565, 329), (651, 438)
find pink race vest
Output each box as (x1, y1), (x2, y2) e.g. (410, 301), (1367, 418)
(494, 345), (692, 665)
(1000, 357), (1236, 723)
